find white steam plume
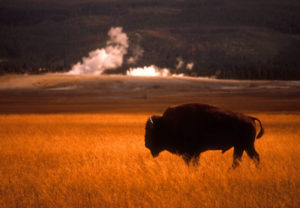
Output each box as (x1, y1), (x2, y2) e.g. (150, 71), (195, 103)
(175, 57), (184, 70)
(126, 65), (170, 77)
(175, 57), (194, 71)
(68, 27), (128, 75)
(127, 45), (144, 64)
(186, 62), (194, 70)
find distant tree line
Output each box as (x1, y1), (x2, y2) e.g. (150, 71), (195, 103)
(0, 0), (300, 79)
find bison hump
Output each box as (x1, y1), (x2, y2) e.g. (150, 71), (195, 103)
(163, 103), (217, 117)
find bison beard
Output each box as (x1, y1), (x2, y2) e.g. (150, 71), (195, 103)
(145, 103), (264, 168)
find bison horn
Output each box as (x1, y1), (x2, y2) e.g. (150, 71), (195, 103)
(149, 116), (154, 124)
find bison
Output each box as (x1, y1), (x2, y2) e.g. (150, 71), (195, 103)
(145, 103), (264, 168)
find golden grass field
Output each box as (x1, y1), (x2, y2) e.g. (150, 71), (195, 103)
(0, 75), (299, 208)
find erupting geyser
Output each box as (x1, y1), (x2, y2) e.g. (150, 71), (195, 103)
(126, 65), (170, 77)
(68, 26), (189, 77)
(68, 27), (129, 75)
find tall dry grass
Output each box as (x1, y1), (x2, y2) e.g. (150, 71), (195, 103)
(0, 113), (299, 208)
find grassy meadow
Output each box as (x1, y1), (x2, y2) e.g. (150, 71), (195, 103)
(0, 113), (299, 208)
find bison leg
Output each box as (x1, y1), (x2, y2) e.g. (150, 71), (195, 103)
(245, 145), (260, 167)
(182, 154), (193, 165)
(191, 155), (200, 166)
(232, 147), (244, 168)
(182, 154), (200, 166)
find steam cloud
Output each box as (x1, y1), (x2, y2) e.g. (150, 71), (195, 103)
(127, 45), (144, 64)
(175, 57), (194, 71)
(69, 27), (129, 75)
(186, 62), (194, 70)
(126, 65), (170, 77)
(68, 26), (193, 77)
(176, 57), (184, 70)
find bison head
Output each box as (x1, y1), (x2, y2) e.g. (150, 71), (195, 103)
(145, 115), (165, 157)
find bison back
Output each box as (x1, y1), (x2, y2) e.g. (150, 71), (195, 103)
(161, 104), (256, 151)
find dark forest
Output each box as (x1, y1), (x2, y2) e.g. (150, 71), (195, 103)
(1, 0), (300, 79)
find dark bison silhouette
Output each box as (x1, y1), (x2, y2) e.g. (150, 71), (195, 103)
(145, 103), (264, 168)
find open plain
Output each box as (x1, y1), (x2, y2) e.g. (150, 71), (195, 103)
(0, 74), (299, 207)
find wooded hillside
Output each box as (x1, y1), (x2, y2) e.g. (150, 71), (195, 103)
(1, 0), (300, 79)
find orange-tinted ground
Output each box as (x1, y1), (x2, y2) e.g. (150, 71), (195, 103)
(0, 74), (300, 114)
(0, 74), (299, 207)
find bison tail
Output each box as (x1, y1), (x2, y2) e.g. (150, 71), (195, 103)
(249, 116), (264, 139)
